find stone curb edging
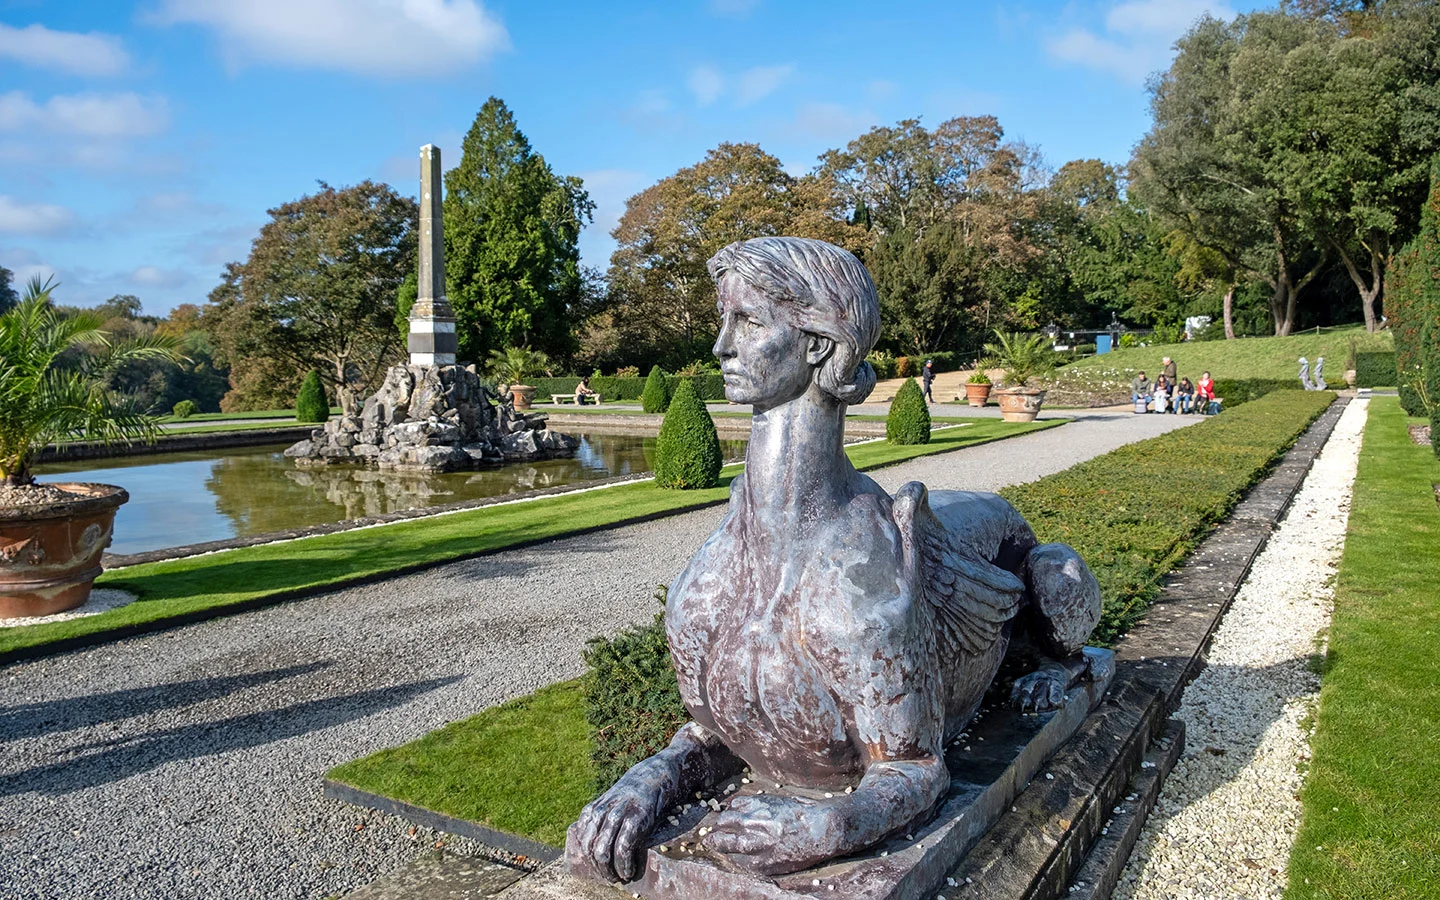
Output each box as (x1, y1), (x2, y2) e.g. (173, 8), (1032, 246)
(940, 397), (1347, 900)
(38, 426), (317, 462)
(323, 779), (561, 865)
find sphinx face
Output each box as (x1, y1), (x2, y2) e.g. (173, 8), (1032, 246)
(713, 276), (815, 410)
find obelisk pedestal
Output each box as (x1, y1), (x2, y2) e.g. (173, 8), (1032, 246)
(408, 143), (458, 366)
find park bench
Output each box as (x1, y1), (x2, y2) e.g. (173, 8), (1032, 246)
(551, 393), (602, 405)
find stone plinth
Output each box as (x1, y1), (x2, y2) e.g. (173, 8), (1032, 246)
(284, 364), (577, 473)
(564, 651), (1113, 900)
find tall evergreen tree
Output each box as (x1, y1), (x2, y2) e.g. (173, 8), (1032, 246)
(444, 98), (594, 364)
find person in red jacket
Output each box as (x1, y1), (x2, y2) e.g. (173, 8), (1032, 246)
(1196, 371), (1219, 415)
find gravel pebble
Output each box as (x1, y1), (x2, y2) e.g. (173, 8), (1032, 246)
(0, 410), (1194, 900)
(1113, 399), (1367, 900)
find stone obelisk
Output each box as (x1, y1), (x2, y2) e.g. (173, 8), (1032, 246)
(408, 144), (458, 366)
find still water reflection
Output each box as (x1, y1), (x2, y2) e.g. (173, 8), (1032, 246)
(39, 432), (746, 556)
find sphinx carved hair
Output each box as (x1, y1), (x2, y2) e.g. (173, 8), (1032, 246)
(707, 236), (881, 405)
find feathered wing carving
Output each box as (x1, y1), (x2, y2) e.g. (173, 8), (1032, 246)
(893, 481), (1025, 658)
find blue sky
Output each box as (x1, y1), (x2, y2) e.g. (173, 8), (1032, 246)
(0, 0), (1252, 316)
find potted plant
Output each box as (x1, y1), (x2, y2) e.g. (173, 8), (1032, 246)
(983, 330), (1057, 423)
(1343, 336), (1358, 388)
(487, 346), (550, 410)
(0, 278), (177, 617)
(964, 369), (993, 407)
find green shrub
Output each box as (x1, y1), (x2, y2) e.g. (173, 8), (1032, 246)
(896, 356), (916, 378)
(1001, 390), (1332, 642)
(581, 590), (689, 792)
(967, 370), (991, 385)
(294, 371), (328, 423)
(1353, 351), (1397, 388)
(642, 365), (669, 413)
(1389, 157), (1440, 416)
(1424, 317), (1440, 458)
(867, 352), (898, 380)
(1119, 333), (1140, 349)
(887, 378), (931, 445)
(1152, 322), (1183, 344)
(1210, 378), (1295, 407)
(654, 380), (722, 489)
(171, 399), (197, 419)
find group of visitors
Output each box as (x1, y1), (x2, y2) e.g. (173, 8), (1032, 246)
(1131, 357), (1220, 415)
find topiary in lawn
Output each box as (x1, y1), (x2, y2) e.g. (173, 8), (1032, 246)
(654, 379), (721, 489)
(171, 399), (197, 419)
(642, 364), (669, 413)
(887, 377), (930, 445)
(295, 370), (329, 423)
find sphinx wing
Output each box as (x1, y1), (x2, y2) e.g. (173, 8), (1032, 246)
(894, 482), (1026, 658)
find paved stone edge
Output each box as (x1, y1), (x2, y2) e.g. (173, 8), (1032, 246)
(323, 779), (562, 865)
(39, 425), (316, 463)
(937, 396), (1346, 900)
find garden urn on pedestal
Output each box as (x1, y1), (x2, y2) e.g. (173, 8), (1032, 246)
(992, 386), (1048, 422)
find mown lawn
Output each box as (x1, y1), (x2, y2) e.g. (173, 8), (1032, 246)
(0, 418), (1054, 659)
(1286, 397), (1440, 900)
(330, 391), (1334, 848)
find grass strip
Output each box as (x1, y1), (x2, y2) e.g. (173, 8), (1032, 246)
(329, 392), (1334, 847)
(155, 408), (315, 423)
(1285, 398), (1440, 900)
(328, 679), (594, 848)
(1001, 390), (1334, 642)
(159, 421), (315, 435)
(0, 419), (1055, 658)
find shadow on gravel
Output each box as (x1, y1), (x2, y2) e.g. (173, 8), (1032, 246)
(0, 674), (461, 796)
(0, 661), (333, 742)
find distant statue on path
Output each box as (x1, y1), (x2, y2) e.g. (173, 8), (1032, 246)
(1313, 356), (1327, 391)
(568, 237), (1112, 882)
(1299, 356), (1315, 390)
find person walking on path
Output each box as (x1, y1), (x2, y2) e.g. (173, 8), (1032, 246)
(922, 359), (935, 404)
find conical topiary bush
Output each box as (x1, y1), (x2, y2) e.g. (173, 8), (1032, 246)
(295, 370), (329, 423)
(887, 377), (930, 445)
(642, 365), (669, 413)
(654, 380), (721, 489)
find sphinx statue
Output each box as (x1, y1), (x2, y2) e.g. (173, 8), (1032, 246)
(568, 237), (1111, 885)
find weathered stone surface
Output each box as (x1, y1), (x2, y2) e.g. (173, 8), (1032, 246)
(500, 430), (539, 459)
(342, 854), (524, 900)
(283, 440), (316, 458)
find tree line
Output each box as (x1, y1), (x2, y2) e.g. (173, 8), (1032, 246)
(7, 0), (1434, 414)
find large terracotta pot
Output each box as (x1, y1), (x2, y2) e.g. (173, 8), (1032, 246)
(511, 385), (537, 410)
(0, 482), (127, 618)
(964, 383), (993, 408)
(993, 387), (1047, 423)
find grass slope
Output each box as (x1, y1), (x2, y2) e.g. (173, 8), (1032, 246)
(330, 393), (1333, 848)
(1286, 398), (1440, 900)
(0, 419), (1055, 658)
(1061, 326), (1390, 383)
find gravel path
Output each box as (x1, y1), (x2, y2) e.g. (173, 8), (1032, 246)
(1113, 398), (1367, 900)
(0, 410), (1195, 900)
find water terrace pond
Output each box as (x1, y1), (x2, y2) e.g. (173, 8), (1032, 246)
(40, 432), (747, 556)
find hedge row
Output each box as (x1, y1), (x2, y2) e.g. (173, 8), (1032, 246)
(1211, 377), (1295, 406)
(581, 390), (1334, 784)
(530, 374), (727, 403)
(1353, 351), (1397, 388)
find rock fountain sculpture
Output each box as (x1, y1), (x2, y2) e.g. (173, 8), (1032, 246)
(566, 237), (1113, 899)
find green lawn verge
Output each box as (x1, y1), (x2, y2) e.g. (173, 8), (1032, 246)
(159, 421), (315, 435)
(328, 679), (594, 848)
(0, 419), (1055, 658)
(327, 391), (1334, 848)
(1286, 397), (1440, 900)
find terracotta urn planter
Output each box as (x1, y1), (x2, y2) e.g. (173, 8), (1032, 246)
(511, 385), (537, 410)
(0, 482), (127, 618)
(1344, 369), (1357, 388)
(992, 387), (1048, 423)
(964, 383), (993, 407)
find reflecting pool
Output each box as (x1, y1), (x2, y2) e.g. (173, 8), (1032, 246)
(38, 432), (746, 556)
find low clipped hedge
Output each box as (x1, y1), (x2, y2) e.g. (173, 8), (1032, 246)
(531, 374), (727, 403)
(1210, 377), (1293, 406)
(1000, 389), (1333, 642)
(1353, 351), (1396, 388)
(580, 390), (1335, 777)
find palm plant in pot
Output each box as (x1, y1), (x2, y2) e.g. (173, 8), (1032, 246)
(487, 346), (550, 410)
(964, 369), (992, 407)
(0, 278), (178, 617)
(982, 330), (1057, 423)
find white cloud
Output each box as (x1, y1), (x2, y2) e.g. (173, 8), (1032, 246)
(735, 64), (794, 106)
(0, 91), (169, 138)
(0, 23), (130, 77)
(1045, 0), (1235, 85)
(0, 195), (77, 236)
(128, 265), (191, 289)
(151, 0), (510, 77)
(789, 102), (876, 141)
(687, 65), (724, 106)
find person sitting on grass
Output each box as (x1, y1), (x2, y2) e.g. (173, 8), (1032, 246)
(1177, 377), (1195, 414)
(1196, 371), (1218, 415)
(575, 376), (598, 406)
(1153, 374), (1170, 413)
(1132, 371), (1151, 409)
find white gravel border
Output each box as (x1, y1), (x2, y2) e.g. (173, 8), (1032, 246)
(1113, 398), (1368, 900)
(0, 588), (137, 629)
